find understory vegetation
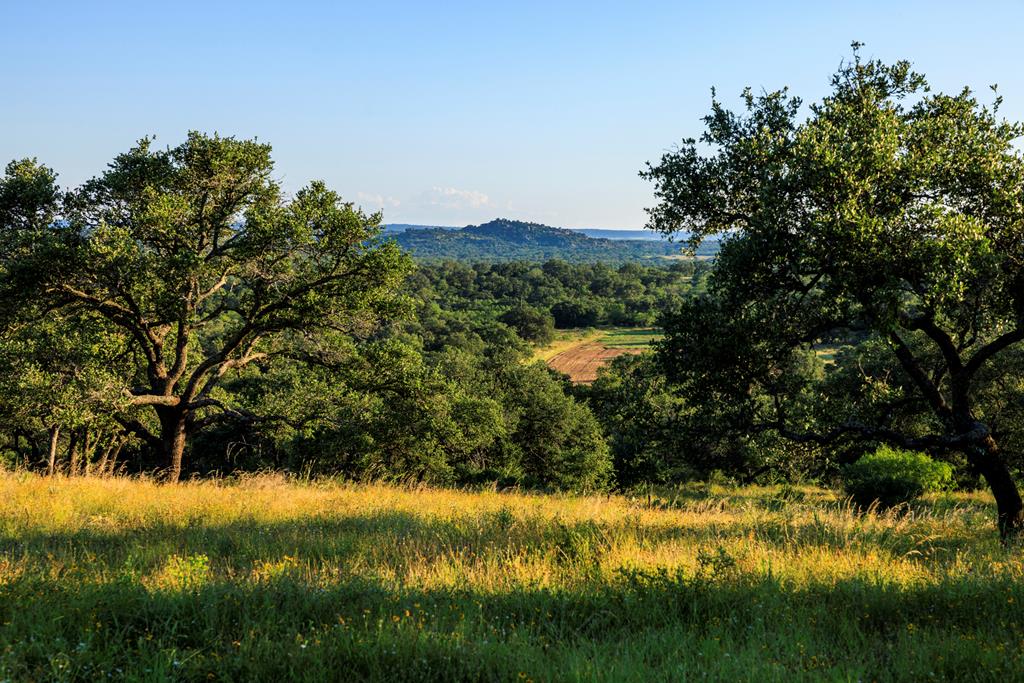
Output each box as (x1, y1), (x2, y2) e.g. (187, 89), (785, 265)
(842, 446), (955, 509)
(1, 474), (1021, 682)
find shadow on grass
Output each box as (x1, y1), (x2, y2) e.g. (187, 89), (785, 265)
(1, 559), (1023, 681)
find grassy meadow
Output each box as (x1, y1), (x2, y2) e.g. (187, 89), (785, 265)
(596, 328), (662, 349)
(532, 329), (605, 363)
(1, 474), (1023, 681)
(534, 328), (662, 363)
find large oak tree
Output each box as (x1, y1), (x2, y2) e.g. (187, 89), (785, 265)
(0, 133), (410, 481)
(643, 48), (1024, 536)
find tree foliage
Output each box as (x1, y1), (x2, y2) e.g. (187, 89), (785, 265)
(0, 133), (410, 480)
(643, 47), (1024, 535)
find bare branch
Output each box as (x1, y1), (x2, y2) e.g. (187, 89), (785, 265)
(965, 327), (1024, 378)
(887, 331), (953, 422)
(125, 393), (181, 407)
(901, 313), (963, 375)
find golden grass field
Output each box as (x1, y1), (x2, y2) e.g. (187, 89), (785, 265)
(532, 329), (606, 363)
(1, 473), (1022, 681)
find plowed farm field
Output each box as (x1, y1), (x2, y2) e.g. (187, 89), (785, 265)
(542, 328), (660, 383)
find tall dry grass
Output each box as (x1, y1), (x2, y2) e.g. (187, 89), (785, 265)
(0, 472), (1021, 681)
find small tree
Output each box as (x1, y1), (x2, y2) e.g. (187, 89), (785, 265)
(643, 47), (1024, 536)
(0, 133), (410, 481)
(499, 302), (556, 344)
(0, 312), (126, 474)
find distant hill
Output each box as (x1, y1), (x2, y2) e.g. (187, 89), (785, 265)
(387, 218), (715, 263)
(385, 223), (668, 242)
(570, 228), (665, 241)
(383, 223), (460, 234)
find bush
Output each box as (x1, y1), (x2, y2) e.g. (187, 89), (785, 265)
(841, 446), (953, 508)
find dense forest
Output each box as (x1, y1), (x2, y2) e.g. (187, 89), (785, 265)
(0, 189), (711, 490)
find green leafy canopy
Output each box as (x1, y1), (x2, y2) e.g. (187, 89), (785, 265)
(0, 132), (412, 480)
(643, 45), (1024, 533)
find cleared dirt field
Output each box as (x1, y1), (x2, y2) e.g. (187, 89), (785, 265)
(546, 343), (645, 383)
(542, 328), (660, 383)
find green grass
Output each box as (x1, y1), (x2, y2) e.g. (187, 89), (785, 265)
(1, 474), (1022, 681)
(813, 343), (843, 365)
(597, 328), (662, 349)
(532, 328), (603, 362)
(532, 328), (660, 362)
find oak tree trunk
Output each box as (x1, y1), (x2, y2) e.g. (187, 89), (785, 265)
(67, 430), (80, 476)
(80, 429), (91, 476)
(971, 437), (1024, 539)
(158, 408), (188, 483)
(46, 425), (60, 477)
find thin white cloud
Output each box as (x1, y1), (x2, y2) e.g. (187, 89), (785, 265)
(425, 186), (491, 210)
(378, 186), (501, 225)
(355, 191), (401, 209)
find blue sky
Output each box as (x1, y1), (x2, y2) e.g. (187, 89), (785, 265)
(4, 1), (1024, 228)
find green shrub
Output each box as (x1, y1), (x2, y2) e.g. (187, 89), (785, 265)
(841, 446), (953, 508)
